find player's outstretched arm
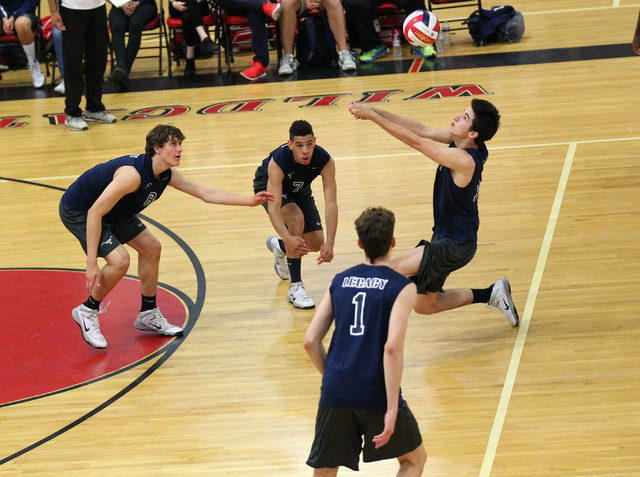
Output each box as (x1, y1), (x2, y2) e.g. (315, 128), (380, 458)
(373, 282), (417, 449)
(303, 287), (334, 374)
(169, 169), (274, 206)
(348, 102), (451, 143)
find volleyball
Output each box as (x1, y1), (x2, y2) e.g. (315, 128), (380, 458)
(403, 10), (440, 47)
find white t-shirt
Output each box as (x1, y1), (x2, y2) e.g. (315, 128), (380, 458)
(61, 0), (106, 10)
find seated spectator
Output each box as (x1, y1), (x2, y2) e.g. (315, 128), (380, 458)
(344, 0), (434, 62)
(0, 0), (45, 87)
(108, 0), (158, 91)
(168, 0), (219, 76)
(278, 0), (355, 75)
(214, 0), (279, 81)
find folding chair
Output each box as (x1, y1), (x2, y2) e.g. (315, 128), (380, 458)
(166, 1), (221, 75)
(221, 11), (279, 74)
(428, 0), (482, 31)
(109, 6), (168, 77)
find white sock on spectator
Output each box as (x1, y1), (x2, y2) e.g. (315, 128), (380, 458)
(23, 42), (37, 64)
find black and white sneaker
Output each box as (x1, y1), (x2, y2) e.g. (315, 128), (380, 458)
(72, 304), (107, 348)
(487, 277), (519, 326)
(287, 281), (315, 309)
(134, 308), (183, 336)
(266, 235), (290, 280)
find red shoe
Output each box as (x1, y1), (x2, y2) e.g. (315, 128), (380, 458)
(241, 62), (268, 81)
(262, 1), (280, 21)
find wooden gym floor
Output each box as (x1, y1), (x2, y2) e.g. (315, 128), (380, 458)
(1, 1), (640, 475)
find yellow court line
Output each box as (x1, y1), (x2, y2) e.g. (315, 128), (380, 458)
(478, 142), (578, 477)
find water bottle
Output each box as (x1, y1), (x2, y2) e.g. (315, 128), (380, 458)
(435, 30), (445, 54)
(393, 32), (402, 59)
(442, 20), (451, 46)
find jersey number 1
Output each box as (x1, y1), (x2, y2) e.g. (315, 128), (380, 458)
(350, 292), (366, 336)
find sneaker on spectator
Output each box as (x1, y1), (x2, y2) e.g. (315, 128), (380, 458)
(72, 304), (107, 348)
(134, 308), (183, 336)
(241, 61), (267, 81)
(414, 44), (436, 58)
(359, 44), (388, 63)
(200, 37), (219, 56)
(266, 235), (290, 280)
(262, 1), (280, 21)
(65, 115), (89, 131)
(29, 62), (45, 88)
(84, 111), (117, 123)
(54, 80), (65, 95)
(278, 53), (296, 75)
(287, 281), (315, 309)
(338, 49), (356, 71)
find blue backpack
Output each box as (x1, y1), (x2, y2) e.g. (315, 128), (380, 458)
(464, 5), (517, 46)
(296, 15), (338, 68)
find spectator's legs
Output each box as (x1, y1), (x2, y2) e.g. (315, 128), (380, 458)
(83, 5), (109, 113)
(125, 2), (159, 73)
(60, 6), (88, 117)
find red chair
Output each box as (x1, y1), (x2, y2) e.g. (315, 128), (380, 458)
(109, 10), (167, 77)
(221, 11), (278, 74)
(428, 0), (482, 31)
(166, 4), (221, 75)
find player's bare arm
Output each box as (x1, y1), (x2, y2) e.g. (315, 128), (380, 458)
(318, 158), (338, 265)
(85, 166), (141, 293)
(169, 169), (273, 206)
(363, 104), (451, 143)
(373, 282), (416, 449)
(350, 103), (476, 187)
(303, 287), (334, 374)
(266, 158), (310, 257)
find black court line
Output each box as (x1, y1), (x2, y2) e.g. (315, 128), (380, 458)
(0, 43), (635, 102)
(0, 177), (206, 465)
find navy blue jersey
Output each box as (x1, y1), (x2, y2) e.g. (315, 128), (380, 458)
(320, 264), (412, 410)
(259, 143), (331, 197)
(432, 143), (488, 245)
(61, 154), (172, 222)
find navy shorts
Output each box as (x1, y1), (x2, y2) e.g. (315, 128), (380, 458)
(411, 233), (477, 294)
(59, 201), (147, 258)
(306, 403), (422, 471)
(253, 166), (322, 234)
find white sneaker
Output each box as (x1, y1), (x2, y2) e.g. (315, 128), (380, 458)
(287, 281), (315, 309)
(72, 304), (108, 348)
(134, 308), (183, 336)
(83, 111), (117, 123)
(266, 235), (290, 280)
(29, 62), (45, 88)
(487, 277), (519, 326)
(338, 50), (356, 71)
(65, 115), (89, 131)
(54, 80), (65, 95)
(278, 54), (296, 75)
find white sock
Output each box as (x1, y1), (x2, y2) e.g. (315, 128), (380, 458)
(23, 42), (37, 64)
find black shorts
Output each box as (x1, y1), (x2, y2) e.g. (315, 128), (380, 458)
(59, 201), (147, 258)
(253, 166), (322, 234)
(411, 233), (477, 294)
(306, 403), (422, 471)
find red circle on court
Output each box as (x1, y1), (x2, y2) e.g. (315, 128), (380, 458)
(0, 270), (187, 405)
